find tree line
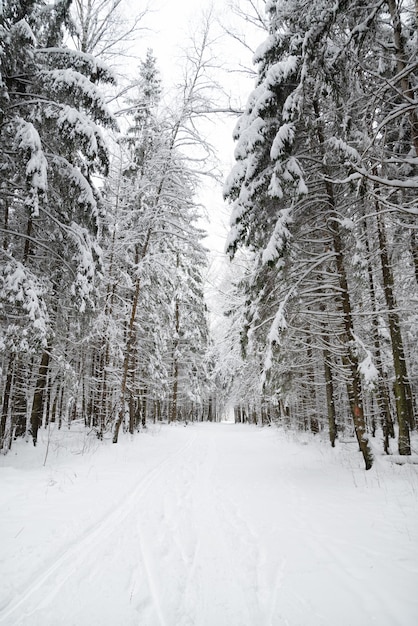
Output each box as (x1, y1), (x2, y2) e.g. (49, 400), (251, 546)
(0, 0), (221, 453)
(1, 0), (417, 471)
(221, 0), (417, 469)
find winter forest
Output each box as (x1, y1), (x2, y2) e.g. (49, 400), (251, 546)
(1, 0), (417, 468)
(1, 1), (418, 624)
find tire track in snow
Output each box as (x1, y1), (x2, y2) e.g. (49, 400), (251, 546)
(0, 431), (197, 625)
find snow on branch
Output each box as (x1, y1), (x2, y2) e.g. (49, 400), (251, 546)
(326, 169), (418, 189)
(261, 252), (336, 385)
(328, 137), (361, 164)
(352, 333), (378, 392)
(13, 117), (48, 217)
(44, 103), (108, 170)
(265, 57), (299, 90)
(262, 208), (292, 265)
(50, 155), (98, 217)
(11, 19), (36, 46)
(234, 117), (266, 160)
(1, 259), (49, 342)
(36, 47), (116, 84)
(270, 123), (295, 160)
(269, 156), (308, 198)
(68, 222), (99, 313)
(38, 69), (117, 129)
(261, 300), (287, 388)
(253, 34), (278, 65)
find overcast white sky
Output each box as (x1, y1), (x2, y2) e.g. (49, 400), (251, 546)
(119, 0), (267, 312)
(130, 0), (265, 267)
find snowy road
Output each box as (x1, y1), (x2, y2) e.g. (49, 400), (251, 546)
(1, 423), (417, 625)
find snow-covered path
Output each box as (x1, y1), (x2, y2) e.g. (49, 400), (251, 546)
(1, 423), (417, 625)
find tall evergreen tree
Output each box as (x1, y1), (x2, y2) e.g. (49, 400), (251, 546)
(0, 0), (116, 449)
(225, 0), (417, 467)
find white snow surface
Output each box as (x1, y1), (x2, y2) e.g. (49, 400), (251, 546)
(0, 423), (417, 626)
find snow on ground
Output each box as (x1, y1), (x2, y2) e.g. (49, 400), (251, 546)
(0, 422), (417, 626)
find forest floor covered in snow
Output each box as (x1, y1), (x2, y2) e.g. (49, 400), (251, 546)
(0, 422), (417, 626)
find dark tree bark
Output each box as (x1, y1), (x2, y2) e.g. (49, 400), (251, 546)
(375, 199), (413, 454)
(314, 100), (373, 469)
(0, 356), (15, 451)
(30, 346), (52, 446)
(363, 216), (395, 454)
(170, 297), (180, 423)
(323, 345), (337, 448)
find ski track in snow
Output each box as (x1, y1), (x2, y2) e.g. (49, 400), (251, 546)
(0, 423), (417, 626)
(0, 431), (198, 625)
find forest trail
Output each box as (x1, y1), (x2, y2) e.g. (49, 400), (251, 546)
(0, 423), (417, 626)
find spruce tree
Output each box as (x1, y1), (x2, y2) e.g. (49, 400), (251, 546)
(0, 0), (116, 449)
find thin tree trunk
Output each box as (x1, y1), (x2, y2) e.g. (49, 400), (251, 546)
(57, 384), (65, 429)
(114, 216), (154, 443)
(128, 392), (135, 435)
(411, 229), (418, 286)
(323, 344), (337, 447)
(0, 356), (15, 451)
(3, 198), (9, 250)
(386, 0), (418, 156)
(170, 297), (180, 423)
(141, 387), (147, 428)
(23, 218), (32, 262)
(314, 100), (373, 469)
(306, 335), (319, 434)
(113, 274), (140, 443)
(363, 215), (395, 453)
(30, 345), (52, 445)
(375, 199), (413, 454)
(334, 220), (373, 468)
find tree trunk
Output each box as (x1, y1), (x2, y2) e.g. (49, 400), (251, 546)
(30, 346), (52, 446)
(314, 99), (373, 469)
(141, 387), (147, 428)
(386, 0), (418, 156)
(323, 345), (337, 447)
(170, 297), (180, 423)
(0, 356), (15, 452)
(375, 200), (413, 454)
(113, 274), (140, 442)
(114, 225), (153, 443)
(128, 392), (135, 435)
(334, 224), (373, 469)
(363, 215), (395, 453)
(411, 229), (418, 287)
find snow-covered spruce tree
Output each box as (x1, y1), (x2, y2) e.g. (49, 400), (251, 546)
(225, 0), (417, 464)
(167, 227), (211, 423)
(105, 48), (212, 442)
(298, 0), (418, 455)
(0, 0), (116, 449)
(224, 0), (382, 469)
(73, 49), (163, 438)
(324, 0), (418, 455)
